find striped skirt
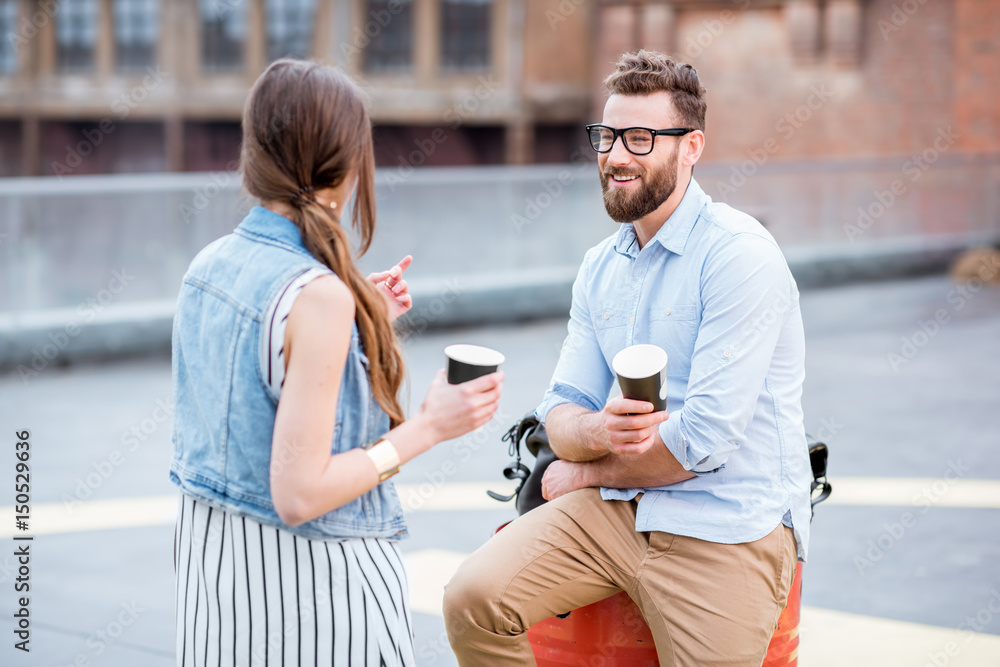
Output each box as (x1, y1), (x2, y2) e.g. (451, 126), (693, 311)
(173, 493), (415, 666)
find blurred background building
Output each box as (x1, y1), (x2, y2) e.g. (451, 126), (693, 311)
(1, 0), (998, 367)
(0, 0), (996, 177)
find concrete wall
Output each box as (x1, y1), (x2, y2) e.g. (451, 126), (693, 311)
(1, 156), (998, 370)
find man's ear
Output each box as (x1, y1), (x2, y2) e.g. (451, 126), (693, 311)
(682, 130), (705, 168)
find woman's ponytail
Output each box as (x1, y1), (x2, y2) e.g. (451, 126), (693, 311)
(241, 59), (406, 426)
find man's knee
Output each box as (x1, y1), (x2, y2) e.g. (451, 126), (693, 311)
(443, 552), (501, 636)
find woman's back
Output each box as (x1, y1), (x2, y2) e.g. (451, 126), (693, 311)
(169, 205), (406, 541)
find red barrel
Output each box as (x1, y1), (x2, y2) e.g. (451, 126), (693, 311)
(526, 563), (805, 666)
(528, 590), (657, 666)
(762, 561), (803, 666)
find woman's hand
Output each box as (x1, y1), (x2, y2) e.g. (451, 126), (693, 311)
(417, 369), (503, 444)
(367, 255), (413, 322)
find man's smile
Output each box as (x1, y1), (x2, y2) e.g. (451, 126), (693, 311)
(608, 173), (642, 187)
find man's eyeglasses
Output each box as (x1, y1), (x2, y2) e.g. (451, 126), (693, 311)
(585, 124), (695, 156)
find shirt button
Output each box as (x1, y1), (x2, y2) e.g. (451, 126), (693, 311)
(603, 312), (610, 319)
(629, 317), (634, 325)
(723, 349), (732, 358)
(664, 307), (671, 315)
(685, 460), (691, 468)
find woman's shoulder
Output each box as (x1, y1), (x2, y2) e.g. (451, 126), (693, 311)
(283, 272), (357, 349)
(262, 269), (356, 394)
(295, 271), (356, 317)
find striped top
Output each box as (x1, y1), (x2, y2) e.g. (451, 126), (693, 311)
(260, 268), (330, 395)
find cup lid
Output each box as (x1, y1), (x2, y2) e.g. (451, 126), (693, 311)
(444, 344), (505, 367)
(612, 344), (667, 379)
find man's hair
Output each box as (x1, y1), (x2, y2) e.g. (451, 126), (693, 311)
(603, 50), (707, 132)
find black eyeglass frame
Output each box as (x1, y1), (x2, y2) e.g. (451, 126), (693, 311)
(585, 124), (696, 155)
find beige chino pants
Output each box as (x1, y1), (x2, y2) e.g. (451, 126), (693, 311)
(443, 488), (797, 666)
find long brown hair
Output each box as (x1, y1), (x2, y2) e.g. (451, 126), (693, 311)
(241, 59), (405, 426)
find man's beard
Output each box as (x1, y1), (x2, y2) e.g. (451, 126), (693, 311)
(600, 145), (679, 223)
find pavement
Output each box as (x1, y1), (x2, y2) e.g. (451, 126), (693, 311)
(0, 273), (998, 666)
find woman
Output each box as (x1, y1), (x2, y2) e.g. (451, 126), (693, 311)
(169, 59), (503, 666)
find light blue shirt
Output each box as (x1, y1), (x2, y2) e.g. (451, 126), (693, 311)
(536, 178), (811, 561)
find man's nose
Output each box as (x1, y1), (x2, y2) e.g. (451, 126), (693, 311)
(606, 135), (634, 167)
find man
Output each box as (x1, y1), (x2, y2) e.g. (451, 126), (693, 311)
(444, 50), (811, 666)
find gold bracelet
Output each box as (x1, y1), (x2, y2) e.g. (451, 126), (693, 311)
(363, 439), (400, 482)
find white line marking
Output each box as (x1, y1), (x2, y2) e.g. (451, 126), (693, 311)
(0, 483), (519, 538)
(2, 477), (997, 538)
(822, 477), (1000, 509)
(1, 495), (178, 538)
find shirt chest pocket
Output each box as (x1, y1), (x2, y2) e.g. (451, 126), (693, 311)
(591, 306), (630, 352)
(648, 304), (700, 379)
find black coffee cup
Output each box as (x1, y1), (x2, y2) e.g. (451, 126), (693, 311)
(445, 344), (505, 384)
(612, 344), (668, 412)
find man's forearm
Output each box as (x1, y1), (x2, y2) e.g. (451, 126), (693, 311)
(577, 433), (695, 489)
(545, 404), (609, 462)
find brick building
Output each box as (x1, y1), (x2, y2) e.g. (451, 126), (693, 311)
(0, 0), (996, 178)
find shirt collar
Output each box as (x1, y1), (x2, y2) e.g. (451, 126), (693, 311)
(612, 177), (709, 258)
(235, 205), (310, 253)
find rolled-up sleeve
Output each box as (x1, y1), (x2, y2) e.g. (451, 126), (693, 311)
(535, 252), (614, 422)
(659, 233), (795, 474)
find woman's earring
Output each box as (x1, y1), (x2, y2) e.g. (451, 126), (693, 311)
(330, 201), (337, 210)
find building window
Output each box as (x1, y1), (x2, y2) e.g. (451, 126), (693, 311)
(200, 0), (247, 72)
(441, 0), (491, 71)
(42, 120), (167, 175)
(113, 0), (160, 72)
(363, 0), (413, 73)
(55, 0), (99, 73)
(183, 120), (242, 172)
(0, 0), (18, 74)
(372, 124), (504, 166)
(265, 0), (316, 61)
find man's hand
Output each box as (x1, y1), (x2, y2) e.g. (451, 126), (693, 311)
(599, 397), (670, 456)
(541, 460), (587, 501)
(368, 255), (413, 321)
(544, 401), (692, 492)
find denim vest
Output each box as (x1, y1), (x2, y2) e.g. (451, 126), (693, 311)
(168, 206), (407, 540)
